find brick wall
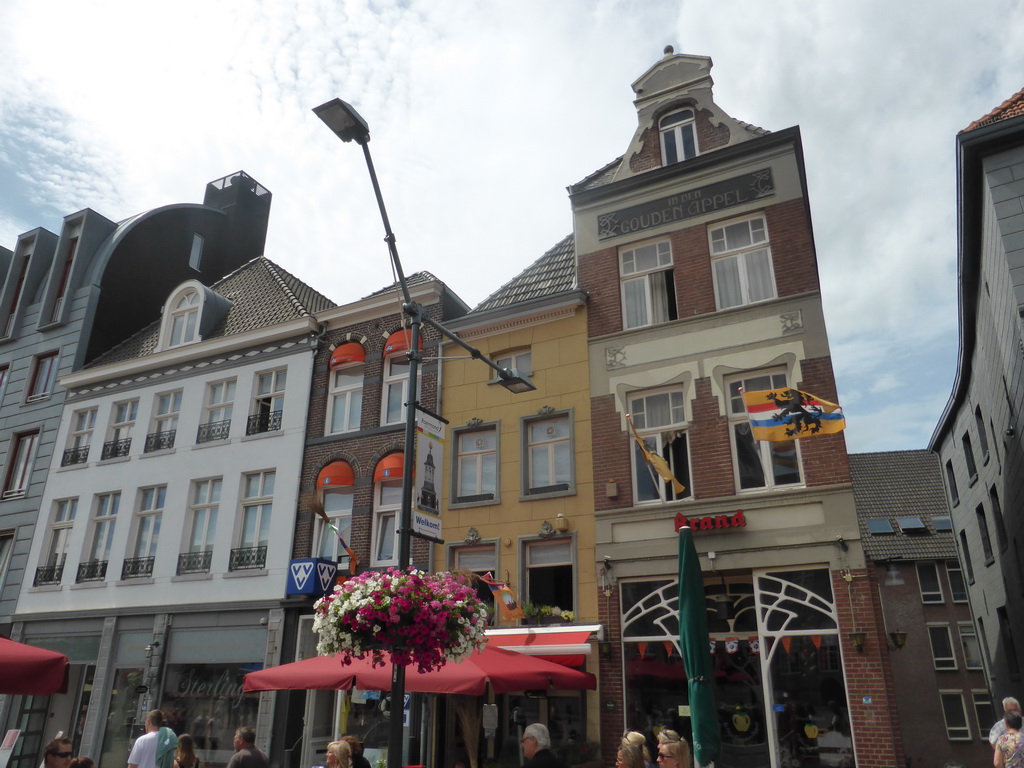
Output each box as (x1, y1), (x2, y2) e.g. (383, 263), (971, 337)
(797, 357), (852, 487)
(627, 105), (732, 175)
(597, 583), (624, 765)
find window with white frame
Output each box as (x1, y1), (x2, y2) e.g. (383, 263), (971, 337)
(947, 563), (969, 602)
(85, 492), (120, 571)
(372, 478), (402, 566)
(102, 399), (138, 459)
(524, 539), (574, 612)
(0, 530), (12, 586)
(168, 290), (200, 347)
(959, 622), (983, 670)
(452, 544), (498, 624)
(495, 349), (533, 377)
(328, 363), (364, 434)
(973, 691), (996, 740)
(453, 425), (498, 504)
(381, 354), (411, 426)
(233, 471), (274, 571)
(132, 486), (165, 560)
(3, 430), (39, 498)
(917, 561), (944, 604)
(928, 625), (957, 670)
(523, 413), (573, 496)
(62, 407), (97, 466)
(628, 388), (691, 503)
(659, 108), (698, 165)
(620, 240), (677, 330)
(180, 478), (220, 575)
(198, 379), (235, 443)
(249, 369), (286, 435)
(939, 691), (971, 740)
(710, 215), (776, 310)
(146, 390), (182, 452)
(727, 372), (802, 491)
(36, 498), (76, 585)
(26, 352), (58, 402)
(316, 488), (354, 571)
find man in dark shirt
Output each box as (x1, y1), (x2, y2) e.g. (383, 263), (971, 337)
(521, 724), (565, 768)
(226, 727), (269, 768)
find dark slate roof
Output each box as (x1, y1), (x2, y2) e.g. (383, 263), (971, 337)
(89, 256), (336, 366)
(964, 86), (1024, 132)
(362, 270), (443, 300)
(848, 450), (957, 561)
(472, 234), (577, 312)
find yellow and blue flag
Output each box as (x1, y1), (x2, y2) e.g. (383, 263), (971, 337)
(742, 388), (845, 441)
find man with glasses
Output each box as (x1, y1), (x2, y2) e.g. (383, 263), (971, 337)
(521, 723), (564, 768)
(42, 736), (73, 768)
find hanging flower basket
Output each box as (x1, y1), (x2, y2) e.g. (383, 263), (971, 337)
(313, 567), (488, 672)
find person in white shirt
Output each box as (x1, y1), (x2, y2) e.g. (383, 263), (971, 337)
(128, 711), (165, 768)
(991, 698), (1023, 748)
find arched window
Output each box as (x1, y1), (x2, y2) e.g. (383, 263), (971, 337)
(659, 108), (698, 165)
(168, 290), (200, 346)
(316, 461), (355, 570)
(372, 453), (404, 565)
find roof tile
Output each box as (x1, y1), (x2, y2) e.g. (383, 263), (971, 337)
(963, 86), (1024, 132)
(472, 235), (576, 312)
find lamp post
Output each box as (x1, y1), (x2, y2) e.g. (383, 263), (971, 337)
(314, 98), (535, 768)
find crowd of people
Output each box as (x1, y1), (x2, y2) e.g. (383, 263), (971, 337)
(992, 697), (1024, 768)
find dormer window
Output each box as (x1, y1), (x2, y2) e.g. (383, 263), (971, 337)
(169, 291), (200, 346)
(660, 108), (698, 165)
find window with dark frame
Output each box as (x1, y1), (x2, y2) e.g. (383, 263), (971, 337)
(962, 433), (978, 481)
(26, 352), (59, 402)
(976, 504), (994, 564)
(945, 460), (959, 505)
(3, 430), (39, 498)
(975, 406), (990, 460)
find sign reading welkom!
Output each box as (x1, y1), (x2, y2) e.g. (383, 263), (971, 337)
(674, 510), (747, 533)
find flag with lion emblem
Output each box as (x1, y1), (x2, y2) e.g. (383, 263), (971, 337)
(742, 388), (845, 441)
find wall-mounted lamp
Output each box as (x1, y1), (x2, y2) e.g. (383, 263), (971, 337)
(144, 641), (160, 659)
(835, 536), (848, 552)
(599, 641), (613, 661)
(554, 513), (569, 533)
(848, 631), (866, 654)
(604, 699), (617, 711)
(712, 594), (736, 621)
(888, 630), (907, 651)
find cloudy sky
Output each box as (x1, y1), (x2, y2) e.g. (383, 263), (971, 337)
(2, 0), (1022, 453)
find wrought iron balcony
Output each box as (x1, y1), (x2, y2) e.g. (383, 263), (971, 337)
(34, 564), (64, 586)
(229, 546), (267, 571)
(100, 438), (132, 460)
(121, 556), (155, 579)
(196, 419), (231, 443)
(246, 410), (283, 436)
(61, 445), (90, 466)
(76, 559), (108, 583)
(144, 429), (176, 453)
(177, 550), (213, 575)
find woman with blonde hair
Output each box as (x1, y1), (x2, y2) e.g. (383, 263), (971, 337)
(326, 740), (352, 768)
(654, 733), (691, 768)
(616, 743), (645, 768)
(173, 734), (200, 768)
(621, 732), (653, 768)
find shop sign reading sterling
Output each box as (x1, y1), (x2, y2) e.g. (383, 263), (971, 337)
(597, 169), (775, 240)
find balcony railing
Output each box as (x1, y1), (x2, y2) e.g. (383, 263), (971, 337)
(100, 438), (132, 460)
(229, 546), (267, 571)
(246, 410), (282, 436)
(144, 430), (176, 452)
(197, 420), (231, 443)
(121, 556), (155, 579)
(177, 550), (213, 575)
(76, 559), (108, 583)
(61, 445), (90, 466)
(34, 564), (64, 586)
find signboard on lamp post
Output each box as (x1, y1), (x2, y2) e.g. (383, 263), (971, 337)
(413, 409), (444, 540)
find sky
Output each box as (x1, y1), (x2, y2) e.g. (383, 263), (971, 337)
(1, 0), (1023, 454)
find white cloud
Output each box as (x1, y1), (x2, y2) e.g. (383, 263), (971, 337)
(2, 0), (1022, 452)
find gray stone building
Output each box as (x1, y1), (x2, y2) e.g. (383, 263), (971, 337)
(930, 88), (1024, 703)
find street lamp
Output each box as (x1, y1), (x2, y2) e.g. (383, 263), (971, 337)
(314, 97), (535, 768)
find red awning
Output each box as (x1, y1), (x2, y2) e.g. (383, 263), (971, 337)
(330, 342), (365, 369)
(486, 626), (599, 667)
(0, 637), (69, 695)
(384, 330), (422, 355)
(374, 453), (405, 482)
(317, 461), (354, 490)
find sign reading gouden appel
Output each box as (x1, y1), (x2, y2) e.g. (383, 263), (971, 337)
(597, 168), (775, 240)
